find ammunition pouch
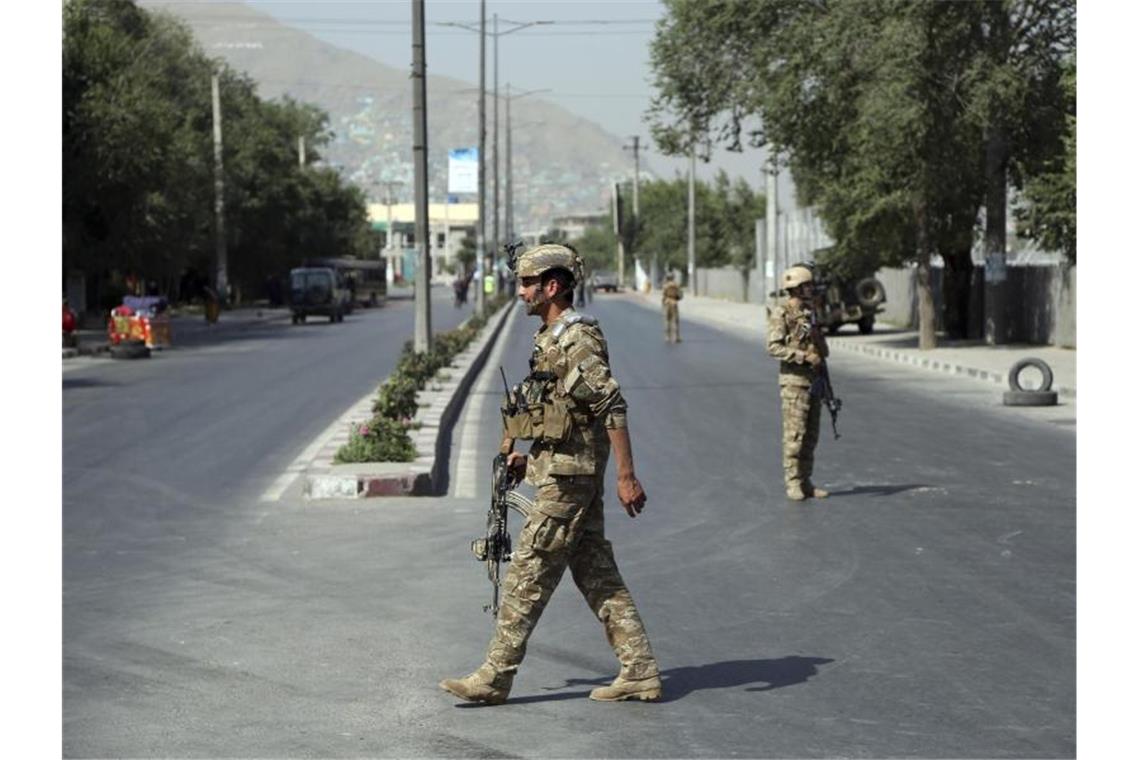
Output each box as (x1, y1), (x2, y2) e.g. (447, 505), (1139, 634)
(500, 371), (573, 443)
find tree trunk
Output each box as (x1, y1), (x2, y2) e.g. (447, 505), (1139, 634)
(941, 245), (974, 340)
(915, 203), (937, 350)
(983, 128), (1010, 344)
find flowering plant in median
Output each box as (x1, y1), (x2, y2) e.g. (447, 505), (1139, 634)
(334, 417), (416, 463)
(335, 294), (512, 464)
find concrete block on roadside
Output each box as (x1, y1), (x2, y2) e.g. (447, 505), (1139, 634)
(305, 474), (360, 500)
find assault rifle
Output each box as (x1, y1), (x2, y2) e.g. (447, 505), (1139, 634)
(503, 239), (527, 274)
(809, 309), (843, 440)
(470, 367), (521, 615)
(812, 361), (843, 440)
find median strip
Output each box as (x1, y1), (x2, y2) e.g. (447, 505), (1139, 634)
(301, 299), (516, 499)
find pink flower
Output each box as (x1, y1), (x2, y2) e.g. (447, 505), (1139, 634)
(359, 425), (370, 437)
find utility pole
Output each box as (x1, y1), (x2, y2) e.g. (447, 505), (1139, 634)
(411, 0), (431, 352)
(504, 84), (549, 243)
(623, 135), (645, 285)
(297, 135), (306, 167)
(766, 152), (778, 293)
(687, 148), (696, 295)
(211, 71), (228, 304)
(476, 0), (487, 316)
(439, 14), (550, 308)
(492, 13), (499, 286)
(612, 182), (624, 288)
(380, 181), (402, 251)
(505, 82), (513, 244)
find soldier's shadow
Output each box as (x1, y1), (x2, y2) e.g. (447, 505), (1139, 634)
(827, 484), (933, 497)
(498, 655), (834, 705)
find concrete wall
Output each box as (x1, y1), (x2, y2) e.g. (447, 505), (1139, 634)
(692, 266), (752, 302)
(874, 264), (1076, 347)
(693, 263), (1076, 347)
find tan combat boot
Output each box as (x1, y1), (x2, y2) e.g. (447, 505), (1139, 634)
(439, 664), (513, 705)
(804, 482), (829, 499)
(786, 483), (807, 501)
(589, 674), (664, 702)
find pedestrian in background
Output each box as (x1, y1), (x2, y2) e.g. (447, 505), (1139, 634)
(766, 265), (830, 501)
(661, 272), (683, 343)
(440, 243), (663, 706)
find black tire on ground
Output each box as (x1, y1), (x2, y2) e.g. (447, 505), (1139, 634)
(855, 277), (887, 308)
(1007, 357), (1054, 392)
(299, 314), (307, 324)
(857, 314), (875, 335)
(110, 341), (151, 360)
(827, 323), (840, 335)
(1003, 390), (1058, 407)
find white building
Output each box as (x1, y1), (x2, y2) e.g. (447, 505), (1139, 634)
(368, 201), (479, 283)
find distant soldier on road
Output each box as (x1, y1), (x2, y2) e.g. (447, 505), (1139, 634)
(767, 265), (830, 501)
(661, 272), (683, 343)
(440, 243), (663, 705)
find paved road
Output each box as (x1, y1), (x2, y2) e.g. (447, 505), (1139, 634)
(63, 292), (1075, 758)
(62, 289), (473, 755)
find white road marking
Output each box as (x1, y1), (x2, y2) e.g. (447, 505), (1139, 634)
(451, 305), (519, 498)
(258, 393), (371, 502)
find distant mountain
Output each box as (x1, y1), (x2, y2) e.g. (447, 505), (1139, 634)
(140, 0), (632, 233)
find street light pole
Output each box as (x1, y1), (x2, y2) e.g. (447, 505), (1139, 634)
(411, 0), (431, 352)
(504, 84), (550, 243)
(623, 135), (644, 285)
(442, 16), (552, 299)
(476, 1), (487, 315)
(210, 71), (228, 304)
(492, 13), (499, 283)
(688, 147), (696, 294)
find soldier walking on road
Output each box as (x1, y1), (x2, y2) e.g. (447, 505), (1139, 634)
(661, 272), (683, 343)
(767, 265), (830, 501)
(440, 243), (663, 705)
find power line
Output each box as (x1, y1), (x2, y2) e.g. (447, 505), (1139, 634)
(199, 27), (654, 37)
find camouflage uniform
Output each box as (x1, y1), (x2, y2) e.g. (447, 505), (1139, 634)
(661, 280), (683, 343)
(766, 297), (829, 498)
(485, 308), (660, 685)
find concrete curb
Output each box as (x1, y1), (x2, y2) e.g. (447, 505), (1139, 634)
(627, 290), (1075, 399)
(825, 336), (1076, 399)
(304, 300), (515, 499)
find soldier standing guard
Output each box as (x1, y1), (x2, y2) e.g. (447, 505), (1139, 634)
(440, 243), (663, 705)
(766, 265), (831, 501)
(661, 272), (683, 343)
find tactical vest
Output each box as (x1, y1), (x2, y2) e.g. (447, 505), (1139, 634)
(501, 313), (598, 443)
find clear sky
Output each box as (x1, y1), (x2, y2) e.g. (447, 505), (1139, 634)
(243, 0), (774, 190)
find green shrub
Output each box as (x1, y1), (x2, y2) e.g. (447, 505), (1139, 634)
(433, 325), (480, 366)
(373, 374), (419, 420)
(334, 416), (417, 463)
(397, 349), (445, 388)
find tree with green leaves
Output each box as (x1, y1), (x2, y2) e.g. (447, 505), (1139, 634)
(1014, 59), (1075, 263)
(567, 173), (764, 288)
(648, 0), (1074, 347)
(63, 0), (378, 307)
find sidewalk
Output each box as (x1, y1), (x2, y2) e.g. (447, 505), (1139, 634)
(627, 290), (1076, 398)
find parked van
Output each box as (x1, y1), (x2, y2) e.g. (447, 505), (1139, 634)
(289, 267), (351, 324)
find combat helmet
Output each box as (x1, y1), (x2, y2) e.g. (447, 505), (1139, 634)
(512, 243), (584, 287)
(781, 265), (814, 291)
